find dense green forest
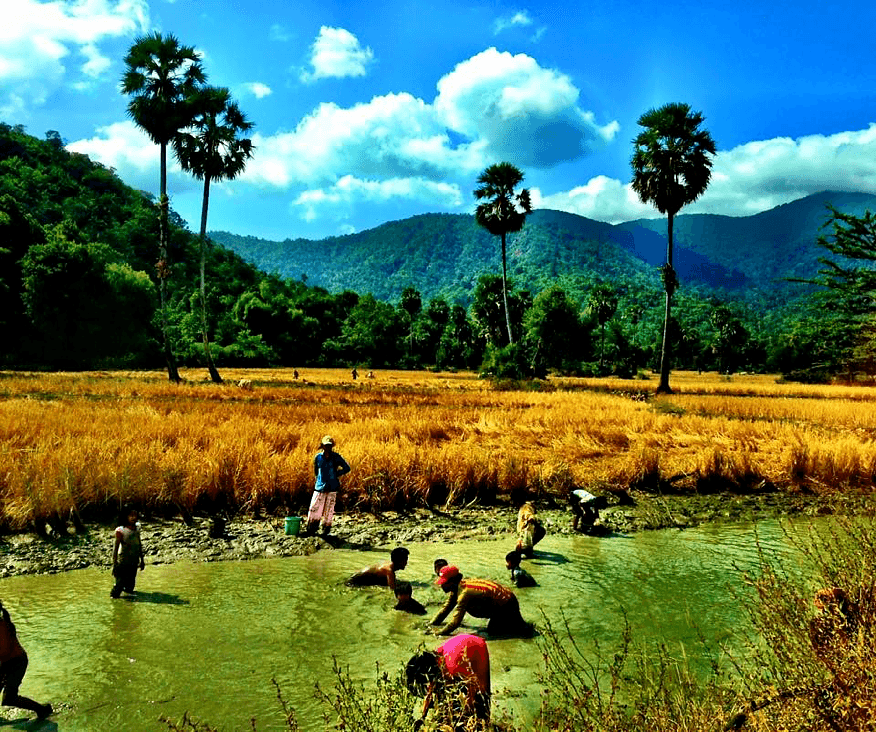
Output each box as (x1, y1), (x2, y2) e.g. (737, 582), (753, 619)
(1, 123), (874, 380)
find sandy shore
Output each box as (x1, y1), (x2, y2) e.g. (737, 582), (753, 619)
(0, 490), (855, 579)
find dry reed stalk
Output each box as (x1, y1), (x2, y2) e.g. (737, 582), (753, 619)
(2, 370), (875, 528)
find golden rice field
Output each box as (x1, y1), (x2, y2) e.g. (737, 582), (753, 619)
(1, 368), (875, 530)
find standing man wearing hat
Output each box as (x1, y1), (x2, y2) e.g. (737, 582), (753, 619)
(306, 435), (351, 536)
(431, 566), (531, 637)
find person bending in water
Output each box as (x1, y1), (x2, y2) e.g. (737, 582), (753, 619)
(406, 633), (491, 729)
(431, 566), (531, 637)
(506, 550), (537, 588)
(433, 558), (448, 577)
(111, 507), (145, 599)
(346, 547), (409, 591)
(569, 489), (608, 531)
(515, 502), (546, 558)
(393, 581), (427, 615)
(0, 600), (52, 721)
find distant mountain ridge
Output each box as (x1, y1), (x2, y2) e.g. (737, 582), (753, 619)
(210, 191), (876, 305)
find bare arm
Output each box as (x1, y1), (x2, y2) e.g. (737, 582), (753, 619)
(436, 592), (469, 635)
(431, 593), (456, 627)
(112, 532), (121, 566)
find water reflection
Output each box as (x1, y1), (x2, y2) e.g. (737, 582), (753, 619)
(0, 521), (802, 732)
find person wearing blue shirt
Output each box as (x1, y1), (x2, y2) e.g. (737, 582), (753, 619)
(306, 435), (351, 536)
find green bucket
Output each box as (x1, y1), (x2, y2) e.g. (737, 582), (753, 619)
(284, 516), (302, 536)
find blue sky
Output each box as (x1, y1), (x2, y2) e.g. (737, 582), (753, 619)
(5, 0), (876, 240)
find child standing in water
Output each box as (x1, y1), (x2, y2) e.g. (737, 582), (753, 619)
(111, 507), (145, 598)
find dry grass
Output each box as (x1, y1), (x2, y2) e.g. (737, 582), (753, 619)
(1, 369), (875, 529)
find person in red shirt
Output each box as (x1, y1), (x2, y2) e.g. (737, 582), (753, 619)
(0, 600), (52, 720)
(405, 633), (490, 729)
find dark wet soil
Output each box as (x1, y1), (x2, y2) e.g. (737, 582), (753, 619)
(1, 489), (871, 578)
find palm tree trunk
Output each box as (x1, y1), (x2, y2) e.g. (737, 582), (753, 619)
(657, 212), (674, 394)
(501, 232), (514, 345)
(199, 175), (222, 383)
(158, 142), (181, 384)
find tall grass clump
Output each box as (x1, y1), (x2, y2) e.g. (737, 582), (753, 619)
(2, 369), (876, 529)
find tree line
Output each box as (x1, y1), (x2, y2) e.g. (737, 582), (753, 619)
(1, 51), (874, 383)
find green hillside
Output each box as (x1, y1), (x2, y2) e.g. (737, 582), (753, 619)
(212, 191), (876, 306)
(211, 210), (659, 304)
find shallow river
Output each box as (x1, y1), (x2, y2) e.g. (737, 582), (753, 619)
(1, 521), (804, 732)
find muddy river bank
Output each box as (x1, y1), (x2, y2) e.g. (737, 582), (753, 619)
(1, 488), (859, 579)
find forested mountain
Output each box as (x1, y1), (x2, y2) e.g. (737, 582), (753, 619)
(211, 191), (876, 306)
(3, 121), (875, 378)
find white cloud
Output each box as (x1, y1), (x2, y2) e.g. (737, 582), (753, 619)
(242, 92), (483, 188)
(241, 82), (272, 99)
(0, 0), (149, 117)
(292, 175), (462, 221)
(300, 26), (374, 83)
(434, 48), (618, 168)
(537, 125), (876, 223)
(494, 10), (533, 34)
(66, 120), (196, 194)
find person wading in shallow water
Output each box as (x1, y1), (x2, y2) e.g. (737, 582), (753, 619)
(431, 566), (531, 637)
(0, 600), (52, 721)
(345, 547), (410, 590)
(111, 507), (145, 598)
(306, 435), (351, 537)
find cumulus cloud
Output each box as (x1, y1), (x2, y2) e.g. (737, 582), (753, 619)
(538, 125), (876, 224)
(494, 10), (533, 34)
(242, 93), (484, 188)
(241, 82), (272, 99)
(0, 0), (149, 117)
(434, 48), (618, 168)
(292, 175), (462, 221)
(66, 120), (196, 193)
(72, 46), (617, 223)
(300, 26), (374, 83)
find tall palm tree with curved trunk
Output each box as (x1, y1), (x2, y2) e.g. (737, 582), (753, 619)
(631, 103), (716, 394)
(474, 162), (532, 346)
(122, 32), (206, 383)
(174, 86), (254, 383)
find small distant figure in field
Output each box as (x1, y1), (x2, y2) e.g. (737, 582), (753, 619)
(431, 565), (531, 637)
(366, 370), (375, 379)
(306, 435), (351, 537)
(569, 489), (608, 532)
(293, 369), (299, 380)
(406, 633), (491, 729)
(393, 581), (427, 615)
(505, 550), (537, 588)
(111, 507), (145, 598)
(346, 547), (409, 590)
(433, 558), (448, 577)
(351, 367), (358, 380)
(516, 502), (546, 558)
(237, 378), (253, 390)
(0, 600), (52, 720)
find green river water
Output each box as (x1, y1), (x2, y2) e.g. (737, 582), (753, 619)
(0, 521), (803, 732)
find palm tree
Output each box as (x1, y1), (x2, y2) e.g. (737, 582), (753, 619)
(631, 103), (716, 393)
(121, 32), (206, 383)
(587, 284), (619, 368)
(174, 86), (254, 383)
(474, 162), (532, 345)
